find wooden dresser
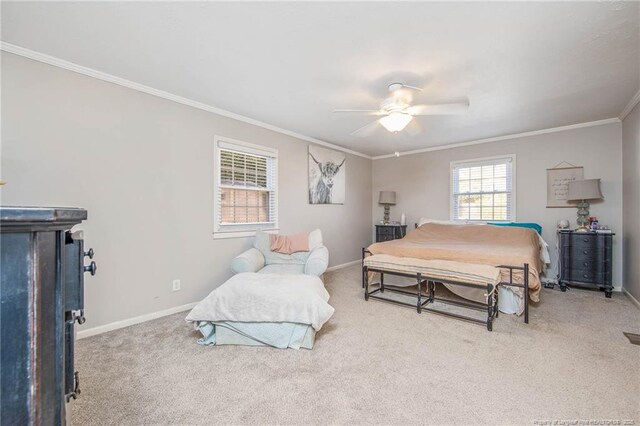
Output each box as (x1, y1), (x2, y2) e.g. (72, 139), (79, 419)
(1, 207), (96, 424)
(558, 230), (614, 297)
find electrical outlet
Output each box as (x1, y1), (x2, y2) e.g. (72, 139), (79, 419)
(172, 279), (181, 292)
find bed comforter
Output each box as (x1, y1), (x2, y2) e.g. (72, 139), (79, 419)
(367, 223), (543, 302)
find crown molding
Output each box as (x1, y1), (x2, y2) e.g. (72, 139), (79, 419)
(0, 42), (372, 160)
(372, 117), (621, 160)
(2, 42), (630, 161)
(619, 89), (640, 121)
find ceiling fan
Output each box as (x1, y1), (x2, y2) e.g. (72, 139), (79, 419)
(333, 83), (469, 136)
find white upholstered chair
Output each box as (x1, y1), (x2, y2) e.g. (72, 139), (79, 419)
(231, 229), (329, 277)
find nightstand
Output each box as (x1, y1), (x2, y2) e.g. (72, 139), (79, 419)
(558, 230), (614, 297)
(375, 224), (407, 242)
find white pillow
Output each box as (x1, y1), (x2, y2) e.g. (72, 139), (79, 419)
(417, 218), (461, 227)
(308, 229), (323, 250)
(417, 218), (487, 227)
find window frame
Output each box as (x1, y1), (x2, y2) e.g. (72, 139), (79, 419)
(449, 154), (516, 223)
(213, 135), (279, 239)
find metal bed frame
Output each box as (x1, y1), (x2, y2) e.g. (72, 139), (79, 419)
(361, 248), (529, 331)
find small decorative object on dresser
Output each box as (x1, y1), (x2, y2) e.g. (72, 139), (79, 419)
(375, 224), (407, 242)
(558, 229), (614, 297)
(567, 178), (603, 232)
(378, 191), (396, 224)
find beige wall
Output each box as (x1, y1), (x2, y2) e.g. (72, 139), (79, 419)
(0, 52), (372, 329)
(622, 103), (640, 301)
(372, 123), (624, 288)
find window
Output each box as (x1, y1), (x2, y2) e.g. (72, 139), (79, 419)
(450, 155), (515, 222)
(213, 136), (278, 239)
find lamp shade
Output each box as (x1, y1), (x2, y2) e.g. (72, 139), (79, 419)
(378, 191), (396, 205)
(567, 179), (603, 201)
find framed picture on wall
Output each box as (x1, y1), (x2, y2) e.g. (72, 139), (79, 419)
(546, 163), (584, 208)
(308, 145), (346, 205)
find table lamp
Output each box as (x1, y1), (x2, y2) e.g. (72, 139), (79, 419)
(567, 179), (603, 232)
(378, 191), (396, 224)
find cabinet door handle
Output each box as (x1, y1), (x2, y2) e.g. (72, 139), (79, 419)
(83, 261), (97, 276)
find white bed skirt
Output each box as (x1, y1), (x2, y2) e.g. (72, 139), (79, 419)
(195, 321), (316, 350)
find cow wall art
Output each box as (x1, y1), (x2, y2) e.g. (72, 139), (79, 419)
(308, 145), (346, 205)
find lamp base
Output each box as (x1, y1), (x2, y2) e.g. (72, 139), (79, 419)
(574, 199), (591, 232)
(383, 205), (390, 224)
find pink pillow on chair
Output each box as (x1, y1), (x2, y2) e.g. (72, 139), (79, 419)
(270, 233), (310, 254)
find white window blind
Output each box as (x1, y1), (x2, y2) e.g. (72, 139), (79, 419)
(451, 155), (515, 222)
(214, 137), (278, 238)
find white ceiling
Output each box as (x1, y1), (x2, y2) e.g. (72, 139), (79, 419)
(2, 2), (638, 157)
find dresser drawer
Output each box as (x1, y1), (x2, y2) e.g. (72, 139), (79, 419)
(561, 246), (601, 260)
(562, 234), (597, 248)
(565, 268), (604, 284)
(566, 258), (610, 270)
(377, 227), (394, 236)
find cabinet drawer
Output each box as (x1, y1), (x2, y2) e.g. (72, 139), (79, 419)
(377, 227), (394, 236)
(565, 258), (610, 270)
(561, 246), (601, 260)
(563, 235), (597, 249)
(565, 269), (603, 284)
(377, 234), (395, 242)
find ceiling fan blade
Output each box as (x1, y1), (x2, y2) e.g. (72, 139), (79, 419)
(408, 102), (469, 116)
(401, 84), (423, 92)
(333, 109), (384, 116)
(389, 82), (423, 93)
(405, 119), (423, 136)
(350, 119), (381, 137)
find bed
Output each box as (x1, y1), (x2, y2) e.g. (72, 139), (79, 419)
(185, 272), (334, 349)
(363, 221), (549, 327)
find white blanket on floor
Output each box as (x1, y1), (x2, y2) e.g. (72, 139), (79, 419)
(186, 273), (334, 331)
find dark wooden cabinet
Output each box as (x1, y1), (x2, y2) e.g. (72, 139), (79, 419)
(1, 207), (95, 425)
(375, 224), (407, 242)
(558, 230), (614, 297)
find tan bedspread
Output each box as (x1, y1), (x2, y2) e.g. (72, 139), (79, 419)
(367, 223), (542, 302)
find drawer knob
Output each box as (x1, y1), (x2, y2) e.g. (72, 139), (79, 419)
(84, 248), (94, 259)
(72, 310), (86, 325)
(583, 273), (588, 278)
(583, 238), (589, 242)
(583, 250), (588, 255)
(583, 262), (588, 267)
(83, 261), (97, 276)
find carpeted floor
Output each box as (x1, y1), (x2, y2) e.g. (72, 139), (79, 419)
(72, 265), (640, 425)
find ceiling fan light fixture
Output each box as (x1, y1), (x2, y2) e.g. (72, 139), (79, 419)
(379, 112), (413, 133)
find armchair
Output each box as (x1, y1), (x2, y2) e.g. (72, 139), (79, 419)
(231, 229), (329, 277)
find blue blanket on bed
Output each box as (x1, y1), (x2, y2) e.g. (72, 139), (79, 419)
(488, 222), (542, 235)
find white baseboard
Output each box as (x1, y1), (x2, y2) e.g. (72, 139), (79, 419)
(77, 262), (360, 340)
(326, 259), (360, 272)
(76, 302), (198, 340)
(623, 289), (640, 309)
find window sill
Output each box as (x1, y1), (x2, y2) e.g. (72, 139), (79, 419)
(212, 228), (280, 240)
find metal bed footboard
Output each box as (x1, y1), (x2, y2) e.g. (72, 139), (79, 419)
(362, 248), (529, 331)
